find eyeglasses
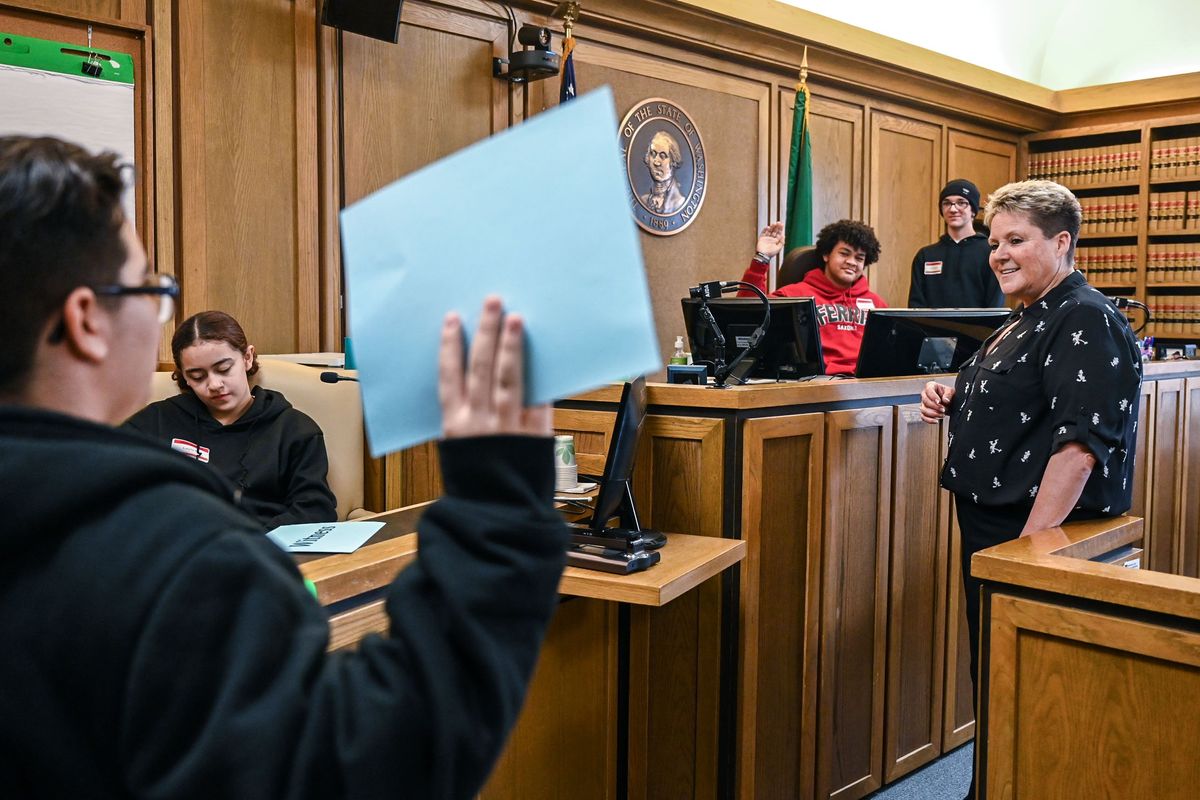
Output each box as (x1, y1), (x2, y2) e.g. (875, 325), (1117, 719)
(940, 199), (972, 211)
(92, 273), (179, 324)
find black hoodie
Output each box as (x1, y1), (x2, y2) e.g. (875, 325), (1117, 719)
(124, 386), (337, 528)
(0, 405), (569, 799)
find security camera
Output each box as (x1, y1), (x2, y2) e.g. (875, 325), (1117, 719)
(493, 24), (560, 83)
(516, 25), (552, 51)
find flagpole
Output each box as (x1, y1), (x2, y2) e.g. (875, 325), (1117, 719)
(784, 45), (814, 252)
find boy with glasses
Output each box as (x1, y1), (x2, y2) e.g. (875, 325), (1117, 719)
(908, 178), (1004, 308)
(0, 135), (568, 798)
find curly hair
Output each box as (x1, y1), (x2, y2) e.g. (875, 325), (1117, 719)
(814, 220), (881, 266)
(0, 136), (129, 394)
(984, 180), (1082, 261)
(170, 310), (260, 392)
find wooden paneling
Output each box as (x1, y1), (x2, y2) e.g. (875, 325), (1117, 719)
(387, 440), (442, 509)
(482, 598), (619, 800)
(1148, 378), (1182, 572)
(554, 408), (616, 478)
(576, 50), (768, 370)
(1178, 377), (1200, 577)
(946, 130), (1017, 205)
(884, 406), (948, 782)
(737, 414), (824, 800)
(984, 593), (1200, 799)
(340, 3), (508, 203)
(175, 0), (318, 353)
(942, 498), (976, 749)
(630, 414), (724, 800)
(818, 406), (892, 800)
(868, 111), (942, 307)
(29, 0), (122, 19)
(1129, 381), (1155, 522)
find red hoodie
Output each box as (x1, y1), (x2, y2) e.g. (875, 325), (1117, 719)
(738, 259), (887, 375)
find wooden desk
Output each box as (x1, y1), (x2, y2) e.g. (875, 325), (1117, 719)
(296, 504), (745, 800)
(973, 516), (1200, 799)
(384, 359), (1200, 800)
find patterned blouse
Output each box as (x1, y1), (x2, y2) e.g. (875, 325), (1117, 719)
(940, 271), (1142, 511)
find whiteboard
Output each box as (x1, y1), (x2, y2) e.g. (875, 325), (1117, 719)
(0, 63), (136, 224)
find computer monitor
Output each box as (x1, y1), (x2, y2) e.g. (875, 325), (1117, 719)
(587, 376), (646, 536)
(854, 308), (1011, 378)
(680, 297), (825, 381)
(568, 377), (663, 574)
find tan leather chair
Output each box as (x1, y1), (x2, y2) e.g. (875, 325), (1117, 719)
(147, 357), (366, 520)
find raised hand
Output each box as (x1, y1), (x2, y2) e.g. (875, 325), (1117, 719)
(756, 221), (786, 259)
(438, 296), (552, 439)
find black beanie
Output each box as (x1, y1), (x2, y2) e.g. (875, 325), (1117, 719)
(940, 179), (980, 214)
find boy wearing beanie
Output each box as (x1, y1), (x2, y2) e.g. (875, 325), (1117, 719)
(908, 178), (1004, 308)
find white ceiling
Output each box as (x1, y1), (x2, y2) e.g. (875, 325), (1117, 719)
(777, 0), (1200, 90)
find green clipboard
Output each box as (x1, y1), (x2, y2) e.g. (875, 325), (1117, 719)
(0, 31), (133, 84)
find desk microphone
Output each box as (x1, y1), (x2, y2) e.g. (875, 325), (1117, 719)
(320, 371), (359, 384)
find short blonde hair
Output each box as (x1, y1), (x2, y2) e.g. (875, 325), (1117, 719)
(984, 180), (1082, 260)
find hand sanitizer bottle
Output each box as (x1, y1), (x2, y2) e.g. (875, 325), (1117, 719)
(670, 335), (688, 365)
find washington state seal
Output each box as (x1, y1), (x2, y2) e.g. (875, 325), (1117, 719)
(619, 98), (707, 236)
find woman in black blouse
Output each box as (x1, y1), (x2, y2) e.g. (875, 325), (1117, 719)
(920, 179), (1141, 798)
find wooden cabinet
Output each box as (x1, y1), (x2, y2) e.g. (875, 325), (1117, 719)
(884, 406), (950, 782)
(1148, 378), (1183, 572)
(817, 407), (893, 799)
(630, 415), (725, 800)
(737, 414), (825, 800)
(1178, 376), (1200, 577)
(942, 501), (976, 750)
(481, 598), (620, 800)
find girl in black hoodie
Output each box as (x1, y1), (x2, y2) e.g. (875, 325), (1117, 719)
(125, 310), (337, 528)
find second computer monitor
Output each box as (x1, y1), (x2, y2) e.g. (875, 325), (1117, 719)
(681, 296), (825, 381)
(854, 308), (1011, 378)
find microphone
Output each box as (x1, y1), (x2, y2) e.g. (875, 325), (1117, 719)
(689, 280), (736, 300)
(320, 371), (359, 384)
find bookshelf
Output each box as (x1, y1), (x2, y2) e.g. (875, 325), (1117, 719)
(1023, 114), (1200, 340)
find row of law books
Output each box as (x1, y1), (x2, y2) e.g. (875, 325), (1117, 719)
(1146, 297), (1200, 334)
(1027, 145), (1141, 186)
(1148, 191), (1200, 231)
(1150, 137), (1200, 179)
(1076, 246), (1137, 284)
(1080, 195), (1139, 234)
(1146, 243), (1200, 283)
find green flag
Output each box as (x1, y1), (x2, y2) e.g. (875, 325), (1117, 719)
(784, 80), (814, 252)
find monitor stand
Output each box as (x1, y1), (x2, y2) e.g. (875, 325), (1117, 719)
(565, 479), (667, 573)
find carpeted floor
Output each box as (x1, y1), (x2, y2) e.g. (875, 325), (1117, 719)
(867, 742), (973, 799)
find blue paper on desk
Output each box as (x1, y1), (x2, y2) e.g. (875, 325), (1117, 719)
(340, 86), (660, 456)
(267, 521), (385, 554)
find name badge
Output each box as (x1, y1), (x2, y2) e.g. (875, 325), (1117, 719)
(924, 261), (943, 275)
(171, 437), (211, 463)
(856, 298), (875, 310)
